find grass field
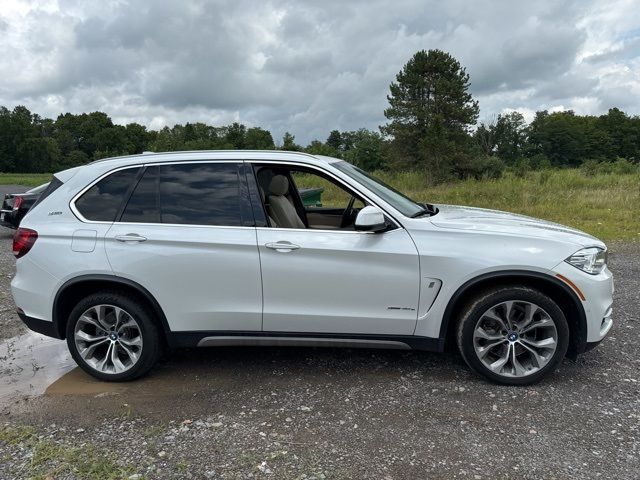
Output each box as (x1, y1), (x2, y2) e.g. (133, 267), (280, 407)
(1, 169), (638, 241)
(0, 173), (52, 187)
(379, 169), (639, 242)
(298, 168), (640, 242)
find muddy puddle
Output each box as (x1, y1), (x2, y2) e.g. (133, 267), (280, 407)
(0, 331), (76, 404)
(0, 332), (139, 406)
(0, 332), (236, 406)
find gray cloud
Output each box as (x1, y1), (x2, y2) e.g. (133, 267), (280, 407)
(0, 0), (639, 144)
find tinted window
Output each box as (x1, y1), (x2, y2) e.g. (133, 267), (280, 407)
(159, 163), (242, 226)
(121, 167), (160, 223)
(75, 168), (140, 221)
(30, 178), (61, 212)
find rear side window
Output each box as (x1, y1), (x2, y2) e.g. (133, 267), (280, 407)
(121, 166), (160, 223)
(75, 168), (140, 221)
(30, 177), (62, 211)
(159, 163), (242, 226)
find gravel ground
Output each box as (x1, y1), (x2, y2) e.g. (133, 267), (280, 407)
(0, 186), (27, 340)
(0, 191), (638, 478)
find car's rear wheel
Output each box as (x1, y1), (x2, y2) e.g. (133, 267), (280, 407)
(456, 286), (569, 385)
(66, 292), (161, 381)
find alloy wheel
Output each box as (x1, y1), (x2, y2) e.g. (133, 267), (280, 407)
(74, 304), (143, 375)
(472, 300), (558, 378)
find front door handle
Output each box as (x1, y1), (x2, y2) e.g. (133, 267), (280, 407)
(115, 233), (147, 243)
(265, 241), (300, 252)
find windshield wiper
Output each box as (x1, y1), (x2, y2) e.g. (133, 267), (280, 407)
(410, 203), (438, 218)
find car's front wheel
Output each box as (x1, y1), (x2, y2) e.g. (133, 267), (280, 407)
(457, 286), (569, 385)
(66, 292), (161, 381)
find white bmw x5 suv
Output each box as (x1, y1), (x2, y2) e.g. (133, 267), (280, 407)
(11, 151), (613, 385)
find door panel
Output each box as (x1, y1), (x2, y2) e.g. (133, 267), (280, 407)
(257, 228), (420, 335)
(306, 210), (342, 229)
(105, 224), (262, 332)
(104, 162), (262, 333)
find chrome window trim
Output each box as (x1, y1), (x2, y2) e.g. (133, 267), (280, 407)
(109, 221), (255, 231)
(69, 160), (244, 226)
(254, 226), (401, 235)
(69, 158), (402, 232)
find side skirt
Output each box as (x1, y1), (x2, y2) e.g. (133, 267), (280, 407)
(168, 331), (444, 352)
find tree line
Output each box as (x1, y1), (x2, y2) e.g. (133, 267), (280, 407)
(1, 49), (639, 178)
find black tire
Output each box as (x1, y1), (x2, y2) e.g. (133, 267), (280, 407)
(66, 291), (161, 381)
(456, 286), (569, 385)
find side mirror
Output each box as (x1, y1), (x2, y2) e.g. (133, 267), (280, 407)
(355, 206), (387, 232)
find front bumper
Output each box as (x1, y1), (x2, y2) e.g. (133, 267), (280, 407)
(553, 261), (614, 345)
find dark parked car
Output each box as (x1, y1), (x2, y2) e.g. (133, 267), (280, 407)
(0, 183), (49, 229)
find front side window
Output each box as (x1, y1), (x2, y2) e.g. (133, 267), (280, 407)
(255, 165), (367, 230)
(75, 167), (140, 221)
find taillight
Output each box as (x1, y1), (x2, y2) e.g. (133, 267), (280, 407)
(13, 196), (23, 210)
(13, 228), (38, 258)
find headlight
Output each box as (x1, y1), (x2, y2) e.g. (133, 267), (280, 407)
(565, 247), (607, 275)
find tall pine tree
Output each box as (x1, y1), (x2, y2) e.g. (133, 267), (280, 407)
(381, 49), (479, 176)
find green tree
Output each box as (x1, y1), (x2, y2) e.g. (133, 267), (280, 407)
(473, 122), (495, 157)
(93, 125), (131, 157)
(54, 111), (113, 158)
(381, 49), (479, 176)
(596, 108), (639, 160)
(281, 132), (301, 151)
(493, 111), (528, 163)
(527, 111), (589, 166)
(0, 106), (16, 171)
(125, 123), (150, 153)
(57, 149), (89, 170)
(305, 140), (337, 156)
(224, 122), (246, 149)
(147, 126), (183, 152)
(16, 137), (61, 172)
(245, 127), (275, 149)
(326, 130), (342, 152)
(341, 129), (387, 170)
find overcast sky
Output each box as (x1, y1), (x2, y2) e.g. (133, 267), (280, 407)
(1, 0), (639, 144)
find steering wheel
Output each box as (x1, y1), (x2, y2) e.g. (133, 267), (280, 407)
(340, 195), (357, 228)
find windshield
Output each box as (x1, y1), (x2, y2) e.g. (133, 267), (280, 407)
(333, 161), (424, 217)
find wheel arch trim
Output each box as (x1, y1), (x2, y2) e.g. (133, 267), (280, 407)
(52, 274), (172, 342)
(439, 269), (588, 355)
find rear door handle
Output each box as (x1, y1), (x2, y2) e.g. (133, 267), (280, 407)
(115, 233), (147, 243)
(265, 241), (300, 252)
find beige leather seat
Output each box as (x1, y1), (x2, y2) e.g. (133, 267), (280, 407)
(258, 183), (279, 227)
(267, 175), (305, 229)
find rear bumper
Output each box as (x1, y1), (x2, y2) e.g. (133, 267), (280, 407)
(11, 257), (60, 323)
(17, 310), (63, 339)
